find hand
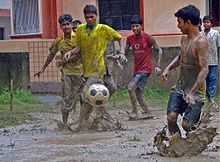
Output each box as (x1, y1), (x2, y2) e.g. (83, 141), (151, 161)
(161, 68), (169, 81)
(184, 93), (195, 104)
(64, 51), (72, 62)
(155, 66), (162, 75)
(34, 69), (44, 78)
(118, 53), (128, 64)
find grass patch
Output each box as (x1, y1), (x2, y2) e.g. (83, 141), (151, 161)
(0, 88), (38, 105)
(216, 94), (220, 102)
(0, 88), (51, 128)
(109, 87), (169, 109)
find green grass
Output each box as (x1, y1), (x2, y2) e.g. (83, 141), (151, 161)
(0, 88), (51, 128)
(0, 88), (39, 105)
(216, 94), (220, 102)
(109, 87), (169, 109)
(110, 88), (219, 110)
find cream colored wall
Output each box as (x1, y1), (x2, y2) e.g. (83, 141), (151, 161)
(143, 0), (206, 34)
(62, 0), (97, 23)
(62, 0), (206, 34)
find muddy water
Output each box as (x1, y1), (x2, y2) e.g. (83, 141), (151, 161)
(0, 108), (219, 162)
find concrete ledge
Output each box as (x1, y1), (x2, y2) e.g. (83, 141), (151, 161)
(31, 81), (62, 94)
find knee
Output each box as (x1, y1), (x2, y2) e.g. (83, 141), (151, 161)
(128, 85), (135, 93)
(182, 119), (190, 131)
(167, 112), (178, 124)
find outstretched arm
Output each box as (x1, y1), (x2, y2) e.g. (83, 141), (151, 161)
(34, 52), (56, 77)
(118, 39), (126, 54)
(114, 38), (127, 64)
(34, 38), (60, 78)
(161, 52), (181, 80)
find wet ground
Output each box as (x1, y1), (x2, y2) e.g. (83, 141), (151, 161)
(0, 96), (219, 162)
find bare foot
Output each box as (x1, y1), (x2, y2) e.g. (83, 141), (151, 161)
(129, 111), (139, 120)
(141, 108), (151, 114)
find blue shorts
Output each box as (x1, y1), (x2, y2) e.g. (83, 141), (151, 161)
(128, 73), (149, 91)
(167, 91), (204, 128)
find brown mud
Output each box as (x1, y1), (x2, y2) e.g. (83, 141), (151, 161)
(0, 104), (219, 162)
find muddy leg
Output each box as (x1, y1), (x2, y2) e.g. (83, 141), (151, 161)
(95, 106), (111, 120)
(128, 81), (138, 114)
(104, 74), (117, 97)
(61, 76), (73, 125)
(167, 112), (180, 135)
(135, 88), (150, 113)
(77, 102), (93, 130)
(182, 101), (203, 131)
(61, 110), (69, 125)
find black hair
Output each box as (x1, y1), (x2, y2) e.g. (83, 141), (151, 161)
(203, 15), (213, 23)
(198, 18), (202, 31)
(72, 19), (82, 25)
(58, 14), (73, 24)
(72, 19), (82, 31)
(174, 5), (200, 25)
(130, 15), (143, 25)
(83, 4), (97, 15)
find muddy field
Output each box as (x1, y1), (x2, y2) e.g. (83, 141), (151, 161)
(0, 99), (219, 162)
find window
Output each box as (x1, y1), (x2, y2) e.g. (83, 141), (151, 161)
(0, 28), (4, 40)
(209, 0), (220, 26)
(12, 0), (41, 35)
(98, 0), (140, 30)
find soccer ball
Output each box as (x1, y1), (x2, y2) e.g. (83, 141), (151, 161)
(85, 83), (110, 107)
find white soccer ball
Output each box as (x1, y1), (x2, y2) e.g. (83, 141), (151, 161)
(85, 83), (110, 107)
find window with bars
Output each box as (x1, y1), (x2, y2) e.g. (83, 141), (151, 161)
(209, 0), (220, 26)
(98, 0), (140, 30)
(12, 0), (40, 35)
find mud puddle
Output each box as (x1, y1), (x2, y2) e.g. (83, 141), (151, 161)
(0, 107), (219, 162)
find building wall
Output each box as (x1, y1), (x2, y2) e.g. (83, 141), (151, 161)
(143, 0), (206, 34)
(62, 0), (97, 23)
(0, 16), (11, 39)
(61, 0), (206, 34)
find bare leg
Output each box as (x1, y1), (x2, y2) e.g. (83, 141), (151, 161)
(61, 110), (69, 125)
(167, 112), (180, 135)
(135, 88), (150, 113)
(128, 81), (138, 114)
(77, 102), (93, 130)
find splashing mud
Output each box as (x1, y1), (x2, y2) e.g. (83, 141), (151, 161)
(154, 112), (218, 157)
(0, 106), (219, 162)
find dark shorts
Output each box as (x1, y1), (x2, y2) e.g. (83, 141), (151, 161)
(167, 91), (204, 127)
(128, 73), (149, 91)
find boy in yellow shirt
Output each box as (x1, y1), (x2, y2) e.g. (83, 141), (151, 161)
(65, 5), (126, 131)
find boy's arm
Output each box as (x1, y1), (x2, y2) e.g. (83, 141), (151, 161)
(150, 36), (163, 67)
(161, 53), (181, 80)
(64, 46), (80, 62)
(124, 38), (131, 55)
(114, 38), (127, 64)
(161, 36), (186, 80)
(34, 40), (58, 77)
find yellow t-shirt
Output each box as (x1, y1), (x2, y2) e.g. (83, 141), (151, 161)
(76, 24), (122, 78)
(49, 32), (82, 75)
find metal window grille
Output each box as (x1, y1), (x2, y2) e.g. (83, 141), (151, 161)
(12, 0), (40, 34)
(98, 0), (140, 30)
